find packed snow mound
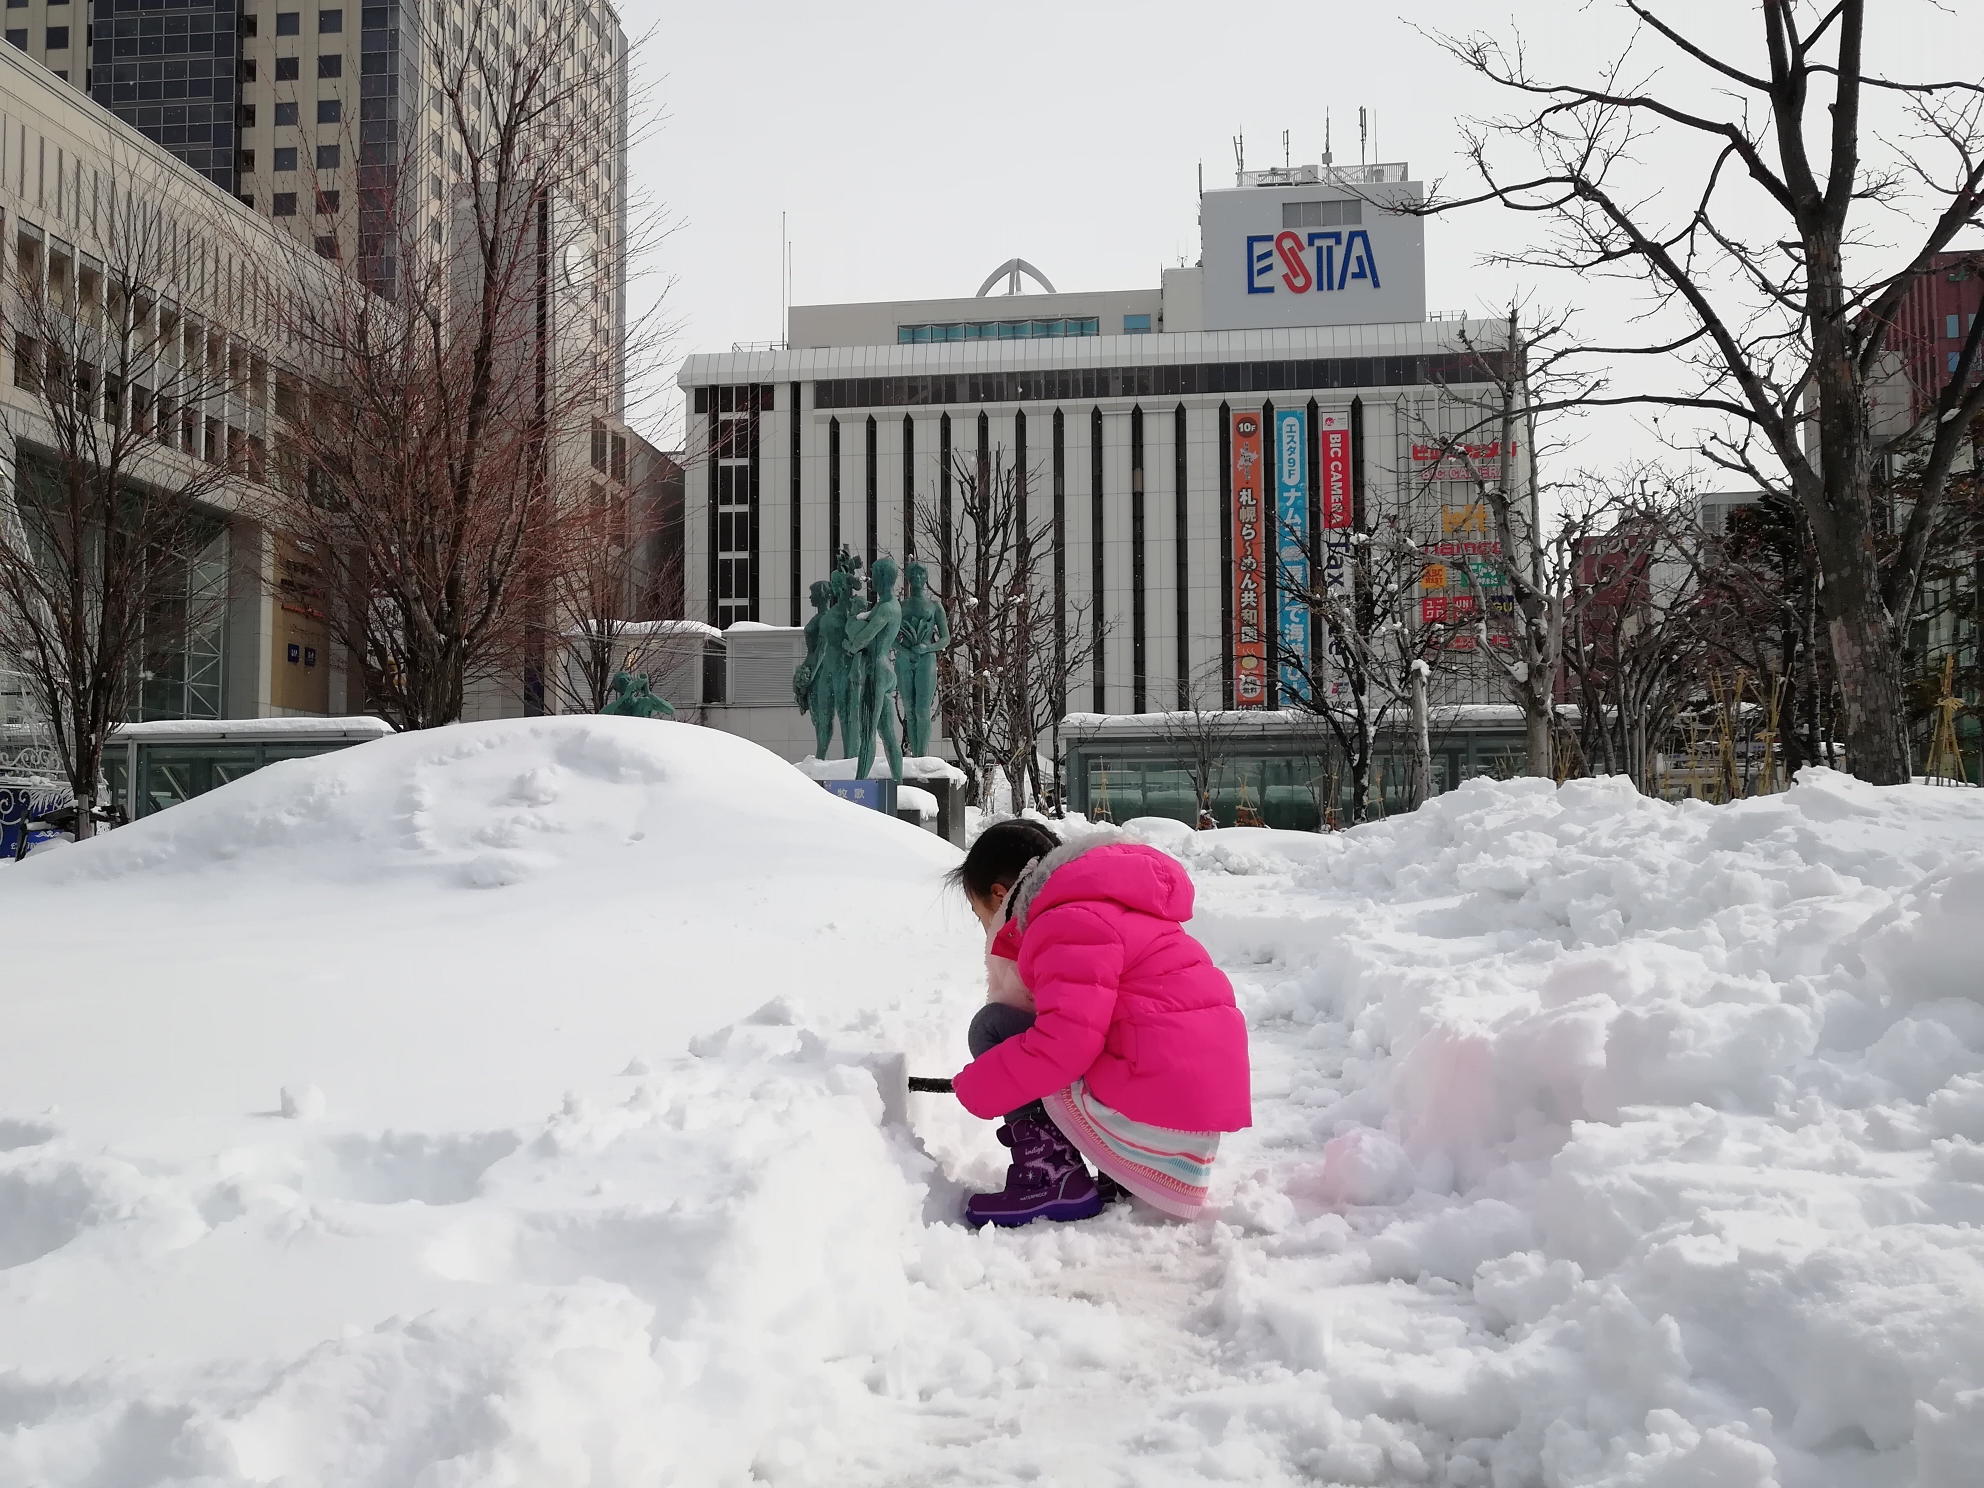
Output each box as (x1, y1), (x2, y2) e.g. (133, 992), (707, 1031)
(0, 716), (973, 1141)
(4, 752), (1983, 1486)
(22, 714), (937, 891)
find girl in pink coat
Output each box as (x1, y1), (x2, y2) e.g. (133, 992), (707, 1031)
(948, 820), (1252, 1227)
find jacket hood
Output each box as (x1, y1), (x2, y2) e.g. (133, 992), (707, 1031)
(1008, 833), (1195, 929)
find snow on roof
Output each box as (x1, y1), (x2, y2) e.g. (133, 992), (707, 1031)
(1060, 703), (1576, 736)
(560, 619), (722, 642)
(111, 716), (396, 741)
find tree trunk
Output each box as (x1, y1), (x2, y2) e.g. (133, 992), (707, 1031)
(1349, 748), (1371, 825)
(1409, 663), (1432, 810)
(1827, 602), (1912, 784)
(1523, 696), (1552, 780)
(73, 790), (95, 841)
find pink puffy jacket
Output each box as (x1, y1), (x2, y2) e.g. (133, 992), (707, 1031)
(952, 841), (1252, 1132)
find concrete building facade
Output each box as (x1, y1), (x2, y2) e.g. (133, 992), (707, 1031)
(0, 0), (628, 419)
(0, 42), (342, 723)
(677, 161), (1527, 746)
(0, 28), (648, 834)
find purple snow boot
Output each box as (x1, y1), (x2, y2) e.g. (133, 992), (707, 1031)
(965, 1117), (1104, 1228)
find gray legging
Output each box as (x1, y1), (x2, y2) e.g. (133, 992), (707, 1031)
(968, 1002), (1050, 1124)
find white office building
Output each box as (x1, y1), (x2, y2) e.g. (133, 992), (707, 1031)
(676, 159), (1528, 745)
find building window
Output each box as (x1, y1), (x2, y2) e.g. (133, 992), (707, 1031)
(275, 55), (300, 79)
(318, 53), (341, 76)
(240, 149), (256, 173)
(315, 235), (339, 258)
(242, 104), (258, 127)
(591, 419), (607, 472)
(272, 192), (298, 216)
(241, 59), (259, 81)
(274, 146), (298, 171)
(1951, 352), (1962, 374)
(4, 29), (24, 47)
(1950, 314), (1963, 340)
(45, 25), (67, 47)
(319, 8), (343, 31)
(1282, 199), (1363, 228)
(241, 12), (258, 36)
(1123, 314), (1152, 334)
(276, 10), (300, 33)
(896, 317), (1100, 344)
(316, 143), (339, 169)
(317, 99), (341, 123)
(316, 189), (340, 213)
(275, 101), (300, 126)
(2, 0), (21, 10)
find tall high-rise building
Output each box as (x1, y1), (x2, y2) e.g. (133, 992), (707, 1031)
(3, 0), (627, 411)
(1883, 249), (1984, 423)
(86, 0), (241, 193)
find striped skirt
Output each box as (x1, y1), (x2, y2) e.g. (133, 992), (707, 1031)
(1044, 1078), (1221, 1219)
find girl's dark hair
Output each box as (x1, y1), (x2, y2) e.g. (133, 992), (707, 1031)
(949, 819), (1060, 902)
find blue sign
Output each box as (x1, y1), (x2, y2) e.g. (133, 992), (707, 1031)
(821, 778), (898, 814)
(1274, 408), (1312, 703)
(0, 782), (71, 859)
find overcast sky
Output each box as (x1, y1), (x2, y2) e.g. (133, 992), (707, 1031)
(614, 1), (1984, 474)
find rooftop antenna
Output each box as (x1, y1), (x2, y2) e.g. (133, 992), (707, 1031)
(1322, 111), (1333, 168)
(1359, 107), (1368, 167)
(1197, 160), (1203, 199)
(1233, 131), (1245, 179)
(780, 209), (787, 344)
(1282, 129), (1290, 169)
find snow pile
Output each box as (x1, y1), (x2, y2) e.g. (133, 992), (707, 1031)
(0, 718), (981, 1483)
(3, 720), (1983, 1485)
(1162, 772), (1984, 1486)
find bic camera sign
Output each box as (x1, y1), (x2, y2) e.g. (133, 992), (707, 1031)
(1200, 183), (1427, 333)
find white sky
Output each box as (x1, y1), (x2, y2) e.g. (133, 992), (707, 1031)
(615, 1), (1984, 477)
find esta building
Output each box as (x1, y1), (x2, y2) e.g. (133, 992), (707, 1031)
(676, 160), (1530, 770)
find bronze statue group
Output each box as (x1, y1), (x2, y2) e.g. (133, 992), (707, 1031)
(795, 548), (951, 783)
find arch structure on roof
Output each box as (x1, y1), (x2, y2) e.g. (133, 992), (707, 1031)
(976, 258), (1057, 297)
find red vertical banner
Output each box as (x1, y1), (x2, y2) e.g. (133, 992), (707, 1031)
(1320, 415), (1353, 529)
(1231, 410), (1267, 707)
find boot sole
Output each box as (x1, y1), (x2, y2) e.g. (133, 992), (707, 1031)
(965, 1190), (1105, 1228)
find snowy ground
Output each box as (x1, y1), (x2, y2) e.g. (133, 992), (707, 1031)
(3, 717), (1982, 1486)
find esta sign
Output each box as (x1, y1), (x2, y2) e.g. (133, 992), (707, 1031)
(1199, 181), (1426, 332)
(1245, 230), (1383, 297)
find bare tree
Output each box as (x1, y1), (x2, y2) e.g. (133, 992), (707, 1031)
(1273, 502), (1463, 822)
(1134, 660), (1255, 828)
(0, 161), (241, 838)
(250, 4), (643, 729)
(549, 480), (681, 714)
(1561, 468), (1712, 790)
(1680, 489), (1840, 773)
(921, 446), (1100, 810)
(1410, 309), (1602, 778)
(1420, 3), (1984, 784)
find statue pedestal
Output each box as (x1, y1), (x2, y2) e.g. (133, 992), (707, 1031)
(819, 777), (897, 816)
(796, 755), (967, 846)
